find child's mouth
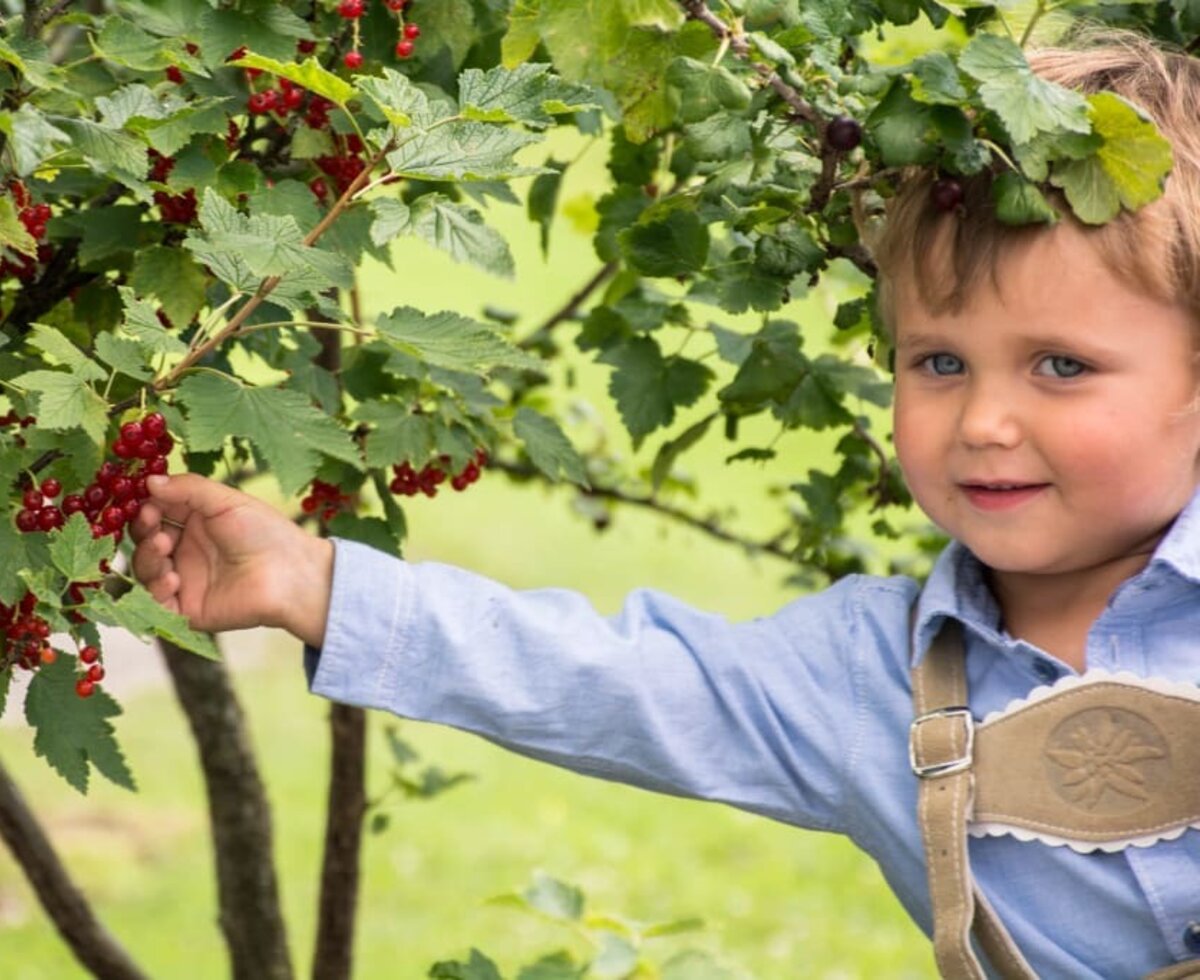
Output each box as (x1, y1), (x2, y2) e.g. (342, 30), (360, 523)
(959, 483), (1050, 511)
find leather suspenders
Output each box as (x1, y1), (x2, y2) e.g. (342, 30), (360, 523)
(909, 619), (1200, 979)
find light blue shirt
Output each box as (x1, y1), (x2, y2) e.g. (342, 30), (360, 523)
(308, 493), (1200, 977)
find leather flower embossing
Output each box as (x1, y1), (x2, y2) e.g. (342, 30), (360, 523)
(1045, 711), (1166, 810)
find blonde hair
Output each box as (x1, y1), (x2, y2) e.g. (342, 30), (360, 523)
(867, 26), (1200, 329)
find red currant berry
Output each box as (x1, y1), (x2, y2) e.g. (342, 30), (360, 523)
(301, 496), (319, 513)
(156, 434), (175, 454)
(80, 645), (100, 664)
(88, 663), (106, 682)
(247, 92), (273, 115)
(40, 478), (61, 498)
(283, 87), (305, 110)
(166, 66), (185, 84)
(136, 438), (159, 459)
(62, 494), (85, 515)
(343, 50), (364, 70)
(338, 0), (365, 15)
(102, 506), (125, 532)
(142, 412), (166, 438)
(23, 488), (43, 510)
(931, 176), (964, 213)
(111, 476), (134, 501)
(36, 507), (62, 532)
(451, 475), (468, 492)
(403, 23), (421, 39)
(113, 439), (135, 459)
(122, 498), (142, 521)
(145, 457), (169, 476)
(133, 476), (150, 499)
(75, 678), (95, 698)
(309, 177), (329, 200)
(395, 39), (415, 58)
(297, 39), (317, 55)
(15, 509), (38, 532)
(120, 421), (143, 443)
(84, 484), (108, 508)
(825, 115), (862, 153)
(40, 646), (57, 665)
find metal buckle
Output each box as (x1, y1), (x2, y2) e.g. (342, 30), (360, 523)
(909, 706), (974, 779)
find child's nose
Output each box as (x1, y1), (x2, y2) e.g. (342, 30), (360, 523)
(956, 382), (1023, 449)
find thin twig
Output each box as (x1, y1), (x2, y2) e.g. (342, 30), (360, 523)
(518, 262), (617, 350)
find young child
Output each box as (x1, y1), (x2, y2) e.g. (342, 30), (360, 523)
(130, 31), (1200, 979)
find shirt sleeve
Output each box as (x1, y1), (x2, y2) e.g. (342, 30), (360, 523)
(307, 537), (866, 834)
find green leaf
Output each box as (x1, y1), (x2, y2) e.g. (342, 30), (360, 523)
(524, 871), (584, 921)
(56, 204), (145, 267)
(354, 404), (435, 467)
(600, 336), (714, 443)
(620, 208), (709, 278)
(428, 949), (503, 980)
(27, 324), (106, 381)
(176, 374), (363, 496)
(958, 34), (1090, 144)
(516, 951), (585, 980)
(10, 371), (107, 442)
(907, 51), (967, 105)
(85, 587), (219, 661)
(865, 78), (937, 167)
(661, 950), (736, 980)
(94, 82), (164, 128)
(0, 518), (37, 606)
(527, 160), (565, 256)
(357, 69), (430, 128)
(666, 57), (753, 124)
(25, 655), (135, 794)
(94, 333), (152, 381)
(0, 104), (71, 177)
(1051, 93), (1172, 225)
(387, 122), (544, 182)
(407, 196), (514, 278)
(513, 407), (588, 486)
(233, 54), (355, 107)
(590, 933), (638, 979)
(118, 286), (188, 356)
(196, 7), (309, 66)
(717, 321), (806, 415)
(991, 171), (1058, 226)
(48, 514), (116, 582)
(459, 63), (597, 127)
(651, 413), (715, 492)
(0, 196), (37, 256)
(55, 118), (147, 181)
(376, 307), (542, 374)
(92, 16), (175, 70)
(131, 99), (233, 158)
(369, 198), (412, 246)
(130, 247), (209, 331)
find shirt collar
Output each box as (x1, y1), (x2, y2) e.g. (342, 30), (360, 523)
(910, 483), (1200, 664)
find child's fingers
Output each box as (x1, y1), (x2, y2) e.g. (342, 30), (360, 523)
(131, 530), (176, 591)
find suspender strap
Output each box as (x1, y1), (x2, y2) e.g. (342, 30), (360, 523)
(911, 621), (1036, 979)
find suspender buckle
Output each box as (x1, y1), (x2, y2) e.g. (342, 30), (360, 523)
(909, 706), (974, 779)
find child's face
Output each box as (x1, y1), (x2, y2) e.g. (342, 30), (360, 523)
(892, 223), (1200, 581)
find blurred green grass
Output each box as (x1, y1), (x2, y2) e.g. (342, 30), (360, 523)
(0, 129), (934, 976)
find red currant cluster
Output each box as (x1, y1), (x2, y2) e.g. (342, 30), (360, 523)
(313, 133), (367, 197)
(147, 151), (198, 225)
(74, 644), (106, 699)
(12, 411), (172, 542)
(389, 450), (487, 498)
(1, 182), (54, 281)
(341, 0), (420, 68)
(164, 42), (200, 85)
(247, 76), (311, 116)
(300, 479), (354, 522)
(1, 592), (53, 672)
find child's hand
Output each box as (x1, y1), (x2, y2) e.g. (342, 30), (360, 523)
(130, 474), (334, 647)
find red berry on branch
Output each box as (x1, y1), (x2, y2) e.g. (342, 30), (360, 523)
(136, 438), (159, 460)
(395, 39), (415, 58)
(122, 498), (142, 522)
(62, 494), (85, 515)
(102, 506), (125, 532)
(80, 645), (100, 664)
(297, 39), (317, 55)
(338, 0), (365, 16)
(40, 646), (57, 665)
(166, 66), (185, 84)
(309, 177), (329, 200)
(23, 488), (43, 510)
(343, 50), (364, 70)
(403, 23), (420, 39)
(113, 439), (135, 459)
(15, 509), (38, 533)
(40, 477), (62, 499)
(84, 484), (107, 508)
(283, 87), (305, 110)
(88, 664), (106, 682)
(142, 412), (166, 438)
(247, 91), (273, 115)
(120, 420), (143, 443)
(301, 496), (319, 513)
(145, 457), (169, 476)
(37, 507), (63, 532)
(75, 678), (95, 698)
(931, 177), (964, 213)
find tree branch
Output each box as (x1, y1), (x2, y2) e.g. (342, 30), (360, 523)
(0, 757), (150, 980)
(159, 637), (294, 980)
(517, 261), (617, 352)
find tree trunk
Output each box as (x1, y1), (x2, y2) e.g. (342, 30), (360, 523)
(159, 638), (294, 980)
(309, 306), (370, 980)
(0, 757), (149, 980)
(312, 703), (368, 980)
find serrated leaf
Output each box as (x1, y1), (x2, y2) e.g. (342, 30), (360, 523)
(10, 371), (107, 442)
(992, 171), (1058, 226)
(131, 99), (233, 157)
(369, 197), (412, 246)
(56, 118), (147, 180)
(600, 336), (714, 443)
(0, 195), (37, 256)
(358, 69), (429, 128)
(387, 122), (543, 182)
(196, 7), (309, 66)
(865, 78), (937, 167)
(26, 655), (135, 794)
(177, 373), (362, 496)
(95, 83), (164, 128)
(376, 307), (542, 374)
(118, 286), (189, 356)
(408, 196), (514, 278)
(428, 949), (503, 980)
(85, 586), (219, 661)
(959, 34), (1090, 145)
(651, 413), (715, 492)
(513, 407), (587, 486)
(49, 514), (116, 582)
(619, 208), (709, 278)
(28, 324), (106, 381)
(129, 247), (209, 331)
(0, 518), (35, 606)
(94, 332), (152, 380)
(56, 204), (145, 267)
(665, 57), (752, 124)
(907, 51), (967, 105)
(0, 104), (71, 177)
(459, 63), (598, 127)
(233, 54), (355, 106)
(355, 404), (435, 467)
(524, 871), (584, 921)
(92, 16), (179, 70)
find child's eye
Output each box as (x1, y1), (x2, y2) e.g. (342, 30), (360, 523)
(920, 353), (964, 376)
(1033, 355), (1088, 379)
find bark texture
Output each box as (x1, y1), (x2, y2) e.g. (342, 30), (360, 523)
(0, 757), (149, 980)
(159, 638), (294, 980)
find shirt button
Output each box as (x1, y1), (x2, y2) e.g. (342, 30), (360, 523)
(1184, 921), (1200, 954)
(1032, 658), (1060, 683)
